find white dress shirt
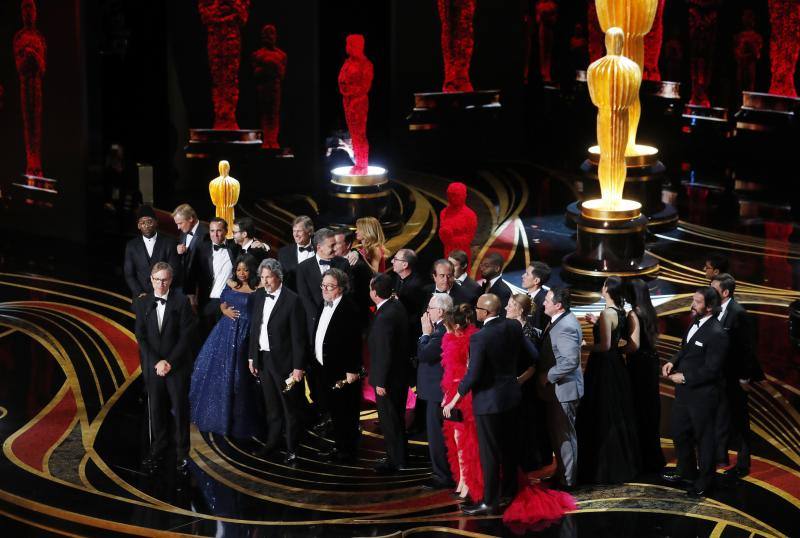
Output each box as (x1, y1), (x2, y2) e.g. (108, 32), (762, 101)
(210, 245), (233, 299)
(687, 314), (713, 342)
(258, 286), (282, 351)
(297, 243), (315, 264)
(488, 274), (503, 289)
(316, 254), (333, 274)
(314, 295), (342, 365)
(154, 291), (169, 332)
(717, 298), (731, 322)
(456, 273), (467, 285)
(142, 234), (157, 258)
(483, 315), (499, 325)
(375, 298), (389, 311)
(185, 221), (199, 248)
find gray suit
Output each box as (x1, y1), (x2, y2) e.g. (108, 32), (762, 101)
(536, 311), (583, 487)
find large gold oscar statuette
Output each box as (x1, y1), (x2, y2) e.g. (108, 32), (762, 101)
(585, 27), (641, 215)
(595, 0), (657, 157)
(209, 160), (240, 239)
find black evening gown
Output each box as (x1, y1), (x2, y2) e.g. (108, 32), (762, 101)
(577, 307), (641, 484)
(626, 313), (666, 472)
(520, 320), (553, 470)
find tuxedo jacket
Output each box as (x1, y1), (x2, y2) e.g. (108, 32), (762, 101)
(240, 243), (270, 265)
(313, 295), (362, 379)
(486, 277), (513, 314)
(367, 298), (409, 390)
(178, 222), (209, 296)
(133, 290), (196, 375)
(296, 256), (351, 338)
(455, 276), (482, 306)
(278, 243), (312, 291)
(719, 299), (763, 382)
(124, 234), (180, 298)
(424, 283), (476, 309)
(670, 316), (729, 404)
(458, 317), (525, 415)
(530, 287), (550, 333)
(392, 270), (431, 347)
(197, 239), (241, 307)
(248, 287), (308, 377)
(416, 320), (447, 401)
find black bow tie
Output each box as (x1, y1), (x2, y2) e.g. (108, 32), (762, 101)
(186, 231), (193, 236)
(154, 297), (166, 306)
(692, 318), (702, 326)
(318, 259), (332, 266)
(265, 293), (275, 300)
(325, 300), (334, 308)
(213, 243), (227, 251)
(299, 246), (313, 253)
(434, 290), (448, 294)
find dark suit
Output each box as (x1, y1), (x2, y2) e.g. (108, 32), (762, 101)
(416, 321), (452, 483)
(456, 275), (482, 306)
(669, 316), (729, 492)
(178, 223), (209, 296)
(240, 242), (270, 265)
(296, 255), (352, 340)
(133, 290), (196, 461)
(124, 234), (180, 298)
(485, 276), (513, 315)
(715, 298), (762, 471)
(392, 270), (431, 346)
(312, 296), (362, 456)
(458, 317), (527, 507)
(278, 243), (314, 292)
(248, 286), (309, 452)
(197, 240), (241, 331)
(368, 298), (410, 466)
(530, 288), (550, 335)
(425, 284), (476, 310)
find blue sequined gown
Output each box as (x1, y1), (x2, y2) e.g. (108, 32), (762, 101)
(190, 287), (263, 439)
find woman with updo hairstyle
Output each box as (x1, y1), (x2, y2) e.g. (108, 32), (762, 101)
(576, 276), (641, 484)
(440, 304), (482, 501)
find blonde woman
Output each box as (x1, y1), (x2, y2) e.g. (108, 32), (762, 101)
(346, 217), (387, 274)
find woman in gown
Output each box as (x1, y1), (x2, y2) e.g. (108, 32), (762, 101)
(189, 254), (264, 439)
(346, 216), (387, 274)
(440, 304), (482, 500)
(504, 294), (542, 471)
(624, 278), (666, 472)
(577, 276), (641, 484)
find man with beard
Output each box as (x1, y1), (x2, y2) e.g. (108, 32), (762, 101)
(124, 205), (180, 300)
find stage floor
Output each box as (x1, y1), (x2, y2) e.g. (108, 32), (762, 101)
(1, 163), (798, 537)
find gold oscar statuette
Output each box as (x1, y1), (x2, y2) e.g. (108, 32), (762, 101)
(209, 160), (241, 239)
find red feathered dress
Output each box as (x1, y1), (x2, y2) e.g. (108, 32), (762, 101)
(440, 325), (483, 501)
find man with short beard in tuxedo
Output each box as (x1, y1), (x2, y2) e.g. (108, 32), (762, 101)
(232, 216), (271, 264)
(478, 252), (512, 314)
(124, 205), (180, 300)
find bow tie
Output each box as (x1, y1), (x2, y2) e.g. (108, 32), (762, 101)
(265, 293), (276, 300)
(325, 300), (334, 308)
(186, 231), (193, 236)
(318, 259), (332, 266)
(299, 246), (313, 253)
(213, 243), (227, 251)
(154, 297), (166, 306)
(434, 290), (448, 294)
(692, 318), (702, 326)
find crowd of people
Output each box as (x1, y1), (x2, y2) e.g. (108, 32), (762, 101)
(125, 203), (762, 519)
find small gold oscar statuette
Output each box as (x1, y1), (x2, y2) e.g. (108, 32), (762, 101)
(209, 160), (240, 238)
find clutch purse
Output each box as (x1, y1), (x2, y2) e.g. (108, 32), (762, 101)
(441, 408), (464, 422)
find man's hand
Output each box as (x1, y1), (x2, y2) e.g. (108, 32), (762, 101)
(248, 360), (259, 377)
(346, 372), (359, 384)
(187, 294), (198, 308)
(668, 372), (685, 385)
(252, 240), (270, 251)
(137, 292), (147, 299)
(155, 360), (171, 377)
(420, 313), (433, 336)
(292, 369), (305, 383)
(177, 244), (187, 255)
(376, 386), (386, 397)
(584, 313), (597, 325)
(662, 362), (674, 377)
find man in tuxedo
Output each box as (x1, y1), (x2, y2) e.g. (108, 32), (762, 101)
(427, 259), (478, 307)
(417, 292), (456, 489)
(134, 262), (196, 474)
(390, 249), (430, 349)
(703, 252), (730, 281)
(711, 273), (762, 478)
(521, 261), (551, 334)
(232, 216), (271, 264)
(313, 268), (362, 463)
(662, 286), (728, 496)
(248, 259), (308, 464)
(124, 205), (180, 300)
(536, 287), (583, 490)
(368, 273), (410, 474)
(333, 227), (354, 257)
(335, 226), (372, 324)
(172, 203), (209, 304)
(277, 215), (315, 291)
(478, 252), (512, 314)
(448, 249), (482, 303)
(443, 293), (526, 515)
(197, 218), (240, 334)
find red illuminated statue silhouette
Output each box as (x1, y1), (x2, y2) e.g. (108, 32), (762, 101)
(251, 24), (287, 149)
(338, 34), (373, 175)
(768, 0), (800, 97)
(734, 9), (763, 94)
(14, 0), (46, 178)
(587, 1), (604, 63)
(438, 0), (476, 92)
(198, 0), (249, 130)
(643, 0), (665, 81)
(663, 30), (683, 82)
(688, 0), (721, 107)
(536, 0), (559, 83)
(439, 182), (477, 269)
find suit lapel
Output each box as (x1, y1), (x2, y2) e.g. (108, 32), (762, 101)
(268, 289), (287, 331)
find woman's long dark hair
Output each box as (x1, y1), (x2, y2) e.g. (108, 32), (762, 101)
(603, 276), (625, 308)
(625, 278), (659, 348)
(233, 253), (259, 289)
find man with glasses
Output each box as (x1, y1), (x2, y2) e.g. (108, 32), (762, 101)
(312, 269), (362, 463)
(417, 293), (456, 489)
(248, 259), (308, 465)
(134, 262), (196, 475)
(232, 216), (270, 264)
